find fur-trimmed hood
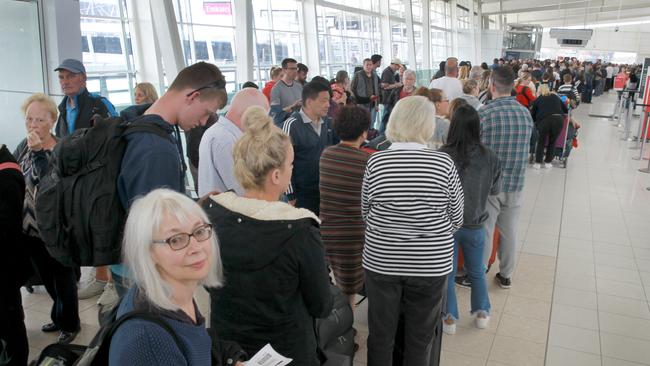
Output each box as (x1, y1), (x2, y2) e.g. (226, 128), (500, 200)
(208, 191), (320, 224)
(202, 191), (321, 271)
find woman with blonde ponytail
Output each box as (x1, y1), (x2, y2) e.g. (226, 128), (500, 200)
(203, 106), (333, 366)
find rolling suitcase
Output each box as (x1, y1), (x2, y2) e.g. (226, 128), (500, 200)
(392, 277), (446, 366)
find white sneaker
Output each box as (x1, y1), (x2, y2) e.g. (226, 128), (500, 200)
(442, 319), (456, 335)
(475, 314), (490, 329)
(544, 163), (553, 169)
(532, 163), (541, 169)
(78, 279), (105, 299)
(97, 282), (119, 306)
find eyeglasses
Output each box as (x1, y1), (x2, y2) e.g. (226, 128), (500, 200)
(186, 80), (226, 97)
(284, 67), (298, 70)
(152, 224), (213, 251)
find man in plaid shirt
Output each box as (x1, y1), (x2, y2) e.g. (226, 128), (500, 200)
(479, 66), (533, 289)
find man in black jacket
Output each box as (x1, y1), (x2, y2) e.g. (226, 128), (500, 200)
(0, 144), (30, 366)
(54, 58), (117, 137)
(282, 81), (339, 215)
(55, 59), (119, 301)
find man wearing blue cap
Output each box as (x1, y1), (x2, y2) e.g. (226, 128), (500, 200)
(55, 59), (118, 307)
(54, 58), (117, 137)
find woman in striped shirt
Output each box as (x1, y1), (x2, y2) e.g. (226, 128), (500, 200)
(362, 96), (464, 366)
(319, 105), (371, 306)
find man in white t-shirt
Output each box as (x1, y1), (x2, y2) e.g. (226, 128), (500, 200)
(428, 57), (463, 101)
(605, 64), (614, 91)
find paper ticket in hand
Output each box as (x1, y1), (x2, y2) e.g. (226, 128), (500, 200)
(245, 343), (292, 366)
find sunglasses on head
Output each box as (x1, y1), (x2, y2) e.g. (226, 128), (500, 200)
(186, 80), (226, 97)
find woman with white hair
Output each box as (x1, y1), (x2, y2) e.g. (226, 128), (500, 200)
(109, 189), (243, 365)
(203, 106), (332, 366)
(381, 68), (418, 128)
(14, 93), (81, 345)
(363, 96), (464, 366)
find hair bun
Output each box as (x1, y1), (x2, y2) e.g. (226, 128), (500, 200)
(241, 106), (272, 135)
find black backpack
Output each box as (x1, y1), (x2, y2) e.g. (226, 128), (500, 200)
(31, 305), (184, 366)
(35, 117), (171, 267)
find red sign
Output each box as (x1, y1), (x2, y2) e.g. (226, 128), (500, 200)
(643, 75), (650, 113)
(203, 2), (232, 15)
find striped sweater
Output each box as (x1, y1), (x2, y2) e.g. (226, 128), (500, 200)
(361, 143), (464, 277)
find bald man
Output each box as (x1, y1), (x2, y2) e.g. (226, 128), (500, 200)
(429, 57), (463, 101)
(197, 87), (270, 196)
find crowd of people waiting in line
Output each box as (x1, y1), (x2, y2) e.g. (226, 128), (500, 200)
(0, 52), (643, 366)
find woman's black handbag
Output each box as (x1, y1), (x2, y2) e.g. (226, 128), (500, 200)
(315, 286), (355, 366)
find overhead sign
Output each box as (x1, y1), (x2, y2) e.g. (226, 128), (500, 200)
(203, 1), (232, 16)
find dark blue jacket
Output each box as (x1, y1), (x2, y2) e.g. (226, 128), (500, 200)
(281, 111), (338, 201)
(117, 114), (185, 209)
(55, 88), (117, 137)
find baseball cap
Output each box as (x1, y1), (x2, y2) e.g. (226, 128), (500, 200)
(390, 58), (403, 66)
(55, 59), (86, 74)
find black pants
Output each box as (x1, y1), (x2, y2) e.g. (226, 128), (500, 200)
(605, 77), (613, 91)
(27, 235), (80, 332)
(0, 288), (28, 366)
(365, 269), (446, 366)
(536, 115), (564, 164)
(582, 86), (593, 103)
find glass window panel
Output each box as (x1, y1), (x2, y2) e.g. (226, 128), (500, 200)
(194, 40), (209, 60)
(108, 91), (131, 105)
(273, 32), (301, 65)
(188, 0), (235, 27)
(345, 14), (361, 38)
(81, 18), (128, 73)
(412, 0), (423, 23)
(106, 77), (129, 90)
(252, 0), (271, 29)
(320, 0), (379, 11)
(191, 25), (236, 64)
(271, 1), (300, 32)
(82, 36), (90, 52)
(87, 79), (101, 92)
(254, 30), (273, 66)
(80, 0), (120, 17)
(389, 0), (405, 18)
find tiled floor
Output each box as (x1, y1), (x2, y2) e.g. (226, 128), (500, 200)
(21, 91), (650, 365)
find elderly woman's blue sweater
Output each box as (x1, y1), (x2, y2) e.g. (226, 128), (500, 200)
(109, 287), (212, 366)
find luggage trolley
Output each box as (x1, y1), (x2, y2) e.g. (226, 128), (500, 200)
(553, 97), (578, 168)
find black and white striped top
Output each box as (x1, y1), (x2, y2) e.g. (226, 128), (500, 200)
(362, 143), (464, 277)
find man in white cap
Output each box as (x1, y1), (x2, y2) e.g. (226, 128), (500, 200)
(379, 58), (404, 131)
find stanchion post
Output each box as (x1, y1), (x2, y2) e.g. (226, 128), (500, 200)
(633, 111), (649, 160)
(631, 110), (647, 150)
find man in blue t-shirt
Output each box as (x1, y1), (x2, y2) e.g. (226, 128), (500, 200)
(54, 58), (117, 137)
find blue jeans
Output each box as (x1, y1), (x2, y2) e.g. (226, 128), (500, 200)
(445, 227), (491, 320)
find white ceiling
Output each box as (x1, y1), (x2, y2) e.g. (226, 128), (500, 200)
(480, 0), (650, 28)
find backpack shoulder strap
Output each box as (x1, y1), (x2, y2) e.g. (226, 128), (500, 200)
(0, 162), (22, 173)
(102, 311), (187, 356)
(123, 123), (173, 142)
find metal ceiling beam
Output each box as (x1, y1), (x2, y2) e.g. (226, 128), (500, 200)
(482, 0), (649, 16)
